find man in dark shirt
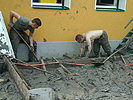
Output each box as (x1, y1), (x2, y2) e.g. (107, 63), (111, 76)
(8, 11), (42, 62)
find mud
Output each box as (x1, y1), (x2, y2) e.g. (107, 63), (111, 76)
(0, 71), (22, 100)
(1, 55), (133, 100)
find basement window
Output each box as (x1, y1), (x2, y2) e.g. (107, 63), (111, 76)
(95, 0), (127, 11)
(31, 0), (71, 10)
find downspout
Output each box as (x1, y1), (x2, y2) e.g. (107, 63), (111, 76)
(62, 0), (64, 9)
(117, 0), (119, 10)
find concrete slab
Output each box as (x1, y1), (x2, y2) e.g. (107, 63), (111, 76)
(17, 43), (29, 61)
(17, 40), (122, 61)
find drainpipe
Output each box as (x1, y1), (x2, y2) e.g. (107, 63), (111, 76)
(117, 0), (119, 11)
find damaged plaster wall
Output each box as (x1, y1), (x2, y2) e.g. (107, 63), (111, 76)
(0, 11), (14, 57)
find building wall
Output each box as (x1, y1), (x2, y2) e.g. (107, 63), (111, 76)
(0, 0), (133, 42)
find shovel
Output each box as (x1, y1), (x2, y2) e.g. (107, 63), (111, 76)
(12, 27), (39, 62)
(92, 44), (128, 66)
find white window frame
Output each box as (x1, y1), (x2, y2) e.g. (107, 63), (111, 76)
(95, 0), (127, 11)
(31, 0), (71, 10)
(97, 0), (117, 6)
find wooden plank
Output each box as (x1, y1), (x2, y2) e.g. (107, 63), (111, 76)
(63, 54), (72, 59)
(3, 55), (31, 100)
(13, 64), (32, 86)
(53, 57), (71, 74)
(40, 56), (47, 75)
(121, 55), (127, 64)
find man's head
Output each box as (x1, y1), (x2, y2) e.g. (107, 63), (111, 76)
(32, 18), (42, 29)
(75, 34), (84, 43)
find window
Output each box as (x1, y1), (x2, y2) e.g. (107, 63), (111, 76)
(31, 0), (71, 9)
(95, 0), (127, 11)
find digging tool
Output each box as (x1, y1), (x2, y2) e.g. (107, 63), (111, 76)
(12, 27), (39, 62)
(93, 35), (133, 66)
(52, 57), (80, 76)
(23, 80), (31, 90)
(92, 44), (128, 66)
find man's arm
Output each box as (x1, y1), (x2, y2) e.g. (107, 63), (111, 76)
(29, 33), (33, 47)
(29, 33), (34, 52)
(85, 39), (92, 57)
(79, 42), (84, 56)
(9, 11), (20, 23)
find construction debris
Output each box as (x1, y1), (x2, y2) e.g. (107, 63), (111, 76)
(40, 56), (47, 75)
(53, 57), (80, 76)
(1, 54), (133, 99)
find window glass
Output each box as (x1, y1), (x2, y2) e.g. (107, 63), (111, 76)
(95, 0), (127, 11)
(97, 0), (114, 5)
(31, 0), (71, 9)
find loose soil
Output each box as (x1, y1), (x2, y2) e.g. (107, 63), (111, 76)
(1, 55), (133, 100)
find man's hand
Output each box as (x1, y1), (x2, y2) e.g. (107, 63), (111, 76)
(30, 46), (34, 52)
(8, 22), (14, 27)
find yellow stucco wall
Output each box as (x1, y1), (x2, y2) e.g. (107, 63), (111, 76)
(0, 0), (133, 42)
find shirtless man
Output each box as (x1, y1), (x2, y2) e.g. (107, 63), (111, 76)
(75, 30), (111, 57)
(8, 11), (42, 62)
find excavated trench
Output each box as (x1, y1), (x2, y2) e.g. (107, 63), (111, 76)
(0, 55), (133, 100)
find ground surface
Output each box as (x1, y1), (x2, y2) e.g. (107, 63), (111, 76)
(0, 55), (133, 100)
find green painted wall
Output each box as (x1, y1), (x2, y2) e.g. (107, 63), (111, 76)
(0, 0), (133, 42)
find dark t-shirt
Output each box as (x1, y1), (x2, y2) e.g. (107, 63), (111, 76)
(13, 17), (34, 34)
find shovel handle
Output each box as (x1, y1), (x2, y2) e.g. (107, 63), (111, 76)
(103, 45), (127, 63)
(12, 27), (39, 62)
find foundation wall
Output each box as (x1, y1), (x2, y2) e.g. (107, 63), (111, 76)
(17, 40), (122, 61)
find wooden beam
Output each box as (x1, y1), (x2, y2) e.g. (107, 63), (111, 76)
(40, 56), (47, 75)
(63, 54), (72, 59)
(13, 64), (32, 86)
(121, 55), (127, 64)
(3, 55), (31, 100)
(53, 57), (71, 74)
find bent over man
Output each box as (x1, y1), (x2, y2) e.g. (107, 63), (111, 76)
(8, 11), (42, 62)
(75, 30), (111, 57)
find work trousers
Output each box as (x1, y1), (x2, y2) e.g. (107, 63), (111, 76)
(9, 28), (37, 62)
(93, 31), (111, 57)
